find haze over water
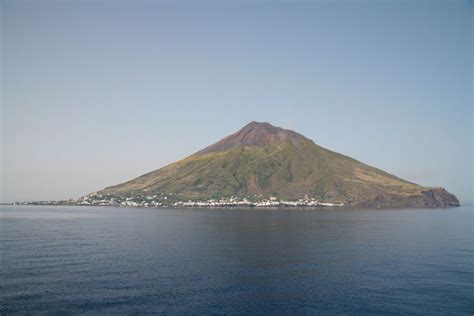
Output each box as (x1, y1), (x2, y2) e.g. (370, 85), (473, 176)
(1, 205), (472, 314)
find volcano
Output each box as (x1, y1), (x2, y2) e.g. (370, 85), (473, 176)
(97, 121), (459, 208)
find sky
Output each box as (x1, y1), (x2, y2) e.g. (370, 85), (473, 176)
(1, 0), (473, 204)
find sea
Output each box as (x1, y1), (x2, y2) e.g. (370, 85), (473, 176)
(1, 205), (473, 314)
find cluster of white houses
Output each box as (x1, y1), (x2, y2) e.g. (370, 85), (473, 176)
(18, 194), (344, 208)
(173, 196), (343, 208)
(72, 195), (344, 208)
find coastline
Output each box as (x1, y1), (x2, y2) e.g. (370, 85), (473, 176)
(3, 202), (461, 210)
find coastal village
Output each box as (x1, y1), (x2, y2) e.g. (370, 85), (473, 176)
(16, 194), (344, 208)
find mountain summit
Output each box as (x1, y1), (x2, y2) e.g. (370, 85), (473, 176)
(98, 121), (459, 208)
(196, 121), (307, 155)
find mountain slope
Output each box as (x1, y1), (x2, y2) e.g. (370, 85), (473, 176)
(98, 121), (459, 208)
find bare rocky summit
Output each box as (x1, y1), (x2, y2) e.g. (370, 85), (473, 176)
(196, 121), (306, 155)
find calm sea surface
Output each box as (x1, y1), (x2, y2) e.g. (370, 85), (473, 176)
(1, 205), (473, 314)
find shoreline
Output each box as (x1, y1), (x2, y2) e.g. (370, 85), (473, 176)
(2, 203), (461, 210)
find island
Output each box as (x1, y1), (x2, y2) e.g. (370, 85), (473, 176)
(15, 122), (459, 209)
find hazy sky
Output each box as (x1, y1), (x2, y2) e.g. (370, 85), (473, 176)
(2, 0), (473, 203)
